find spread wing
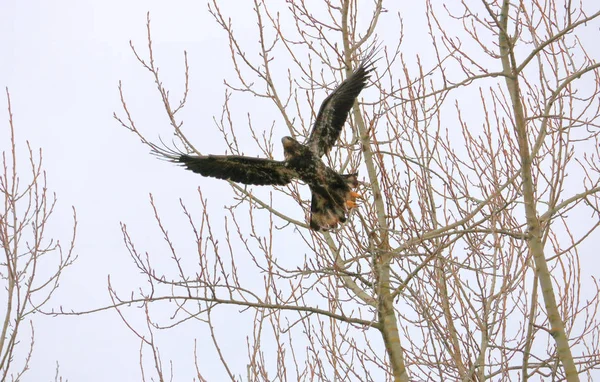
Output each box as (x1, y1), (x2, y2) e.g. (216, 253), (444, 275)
(153, 145), (296, 186)
(306, 52), (376, 157)
(176, 155), (295, 185)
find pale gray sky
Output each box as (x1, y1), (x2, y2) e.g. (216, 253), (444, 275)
(2, 1), (371, 380)
(0, 1), (247, 380)
(2, 1), (600, 381)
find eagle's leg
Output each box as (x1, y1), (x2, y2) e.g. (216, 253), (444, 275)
(342, 173), (362, 209)
(345, 191), (363, 209)
(349, 191), (362, 199)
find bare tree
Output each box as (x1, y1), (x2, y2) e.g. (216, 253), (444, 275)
(106, 0), (600, 380)
(0, 89), (77, 381)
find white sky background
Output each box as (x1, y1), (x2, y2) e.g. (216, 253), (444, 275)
(1, 0), (600, 381)
(0, 1), (261, 380)
(1, 0), (391, 380)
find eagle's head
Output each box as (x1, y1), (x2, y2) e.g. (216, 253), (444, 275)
(282, 136), (305, 160)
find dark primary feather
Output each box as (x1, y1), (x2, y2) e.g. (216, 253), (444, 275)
(176, 154), (295, 186)
(306, 54), (376, 157)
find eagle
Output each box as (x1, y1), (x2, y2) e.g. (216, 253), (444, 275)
(155, 52), (375, 231)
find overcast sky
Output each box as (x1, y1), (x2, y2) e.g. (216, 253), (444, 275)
(2, 1), (600, 381)
(2, 1), (388, 380)
(0, 1), (257, 380)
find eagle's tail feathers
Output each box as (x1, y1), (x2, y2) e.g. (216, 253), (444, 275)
(309, 192), (347, 231)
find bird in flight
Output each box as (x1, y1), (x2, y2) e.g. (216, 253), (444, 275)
(155, 50), (376, 231)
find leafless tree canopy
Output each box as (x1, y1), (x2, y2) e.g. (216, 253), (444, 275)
(107, 1), (600, 381)
(0, 89), (77, 382)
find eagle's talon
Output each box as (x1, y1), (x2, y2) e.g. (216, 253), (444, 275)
(346, 200), (359, 209)
(349, 191), (363, 200)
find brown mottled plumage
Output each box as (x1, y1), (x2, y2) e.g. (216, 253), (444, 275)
(155, 50), (376, 231)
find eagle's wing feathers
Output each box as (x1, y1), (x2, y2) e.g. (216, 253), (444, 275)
(306, 52), (376, 157)
(178, 155), (295, 186)
(153, 144), (296, 186)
